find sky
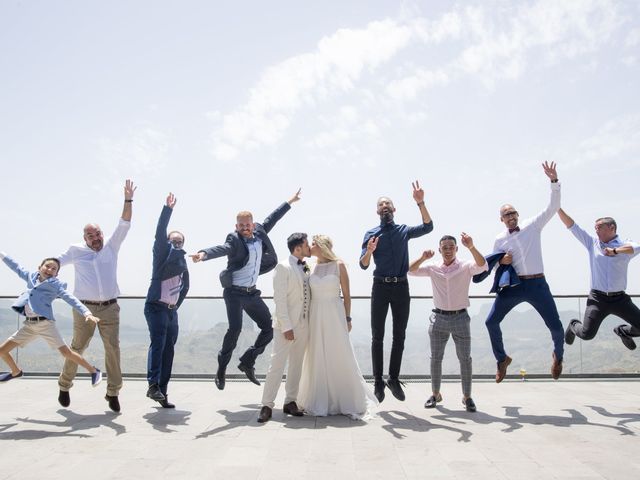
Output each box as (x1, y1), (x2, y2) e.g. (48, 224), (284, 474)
(1, 0), (639, 298)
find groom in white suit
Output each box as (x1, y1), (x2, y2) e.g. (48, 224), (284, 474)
(258, 233), (311, 423)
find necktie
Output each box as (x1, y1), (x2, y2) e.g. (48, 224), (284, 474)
(509, 227), (520, 234)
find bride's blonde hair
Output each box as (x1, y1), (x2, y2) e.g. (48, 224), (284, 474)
(312, 234), (339, 262)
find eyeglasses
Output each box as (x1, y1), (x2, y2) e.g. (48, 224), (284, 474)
(501, 210), (518, 218)
(170, 239), (184, 248)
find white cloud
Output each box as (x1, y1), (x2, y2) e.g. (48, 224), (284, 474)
(577, 114), (640, 165)
(97, 127), (171, 177)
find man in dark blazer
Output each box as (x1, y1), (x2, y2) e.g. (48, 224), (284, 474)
(191, 189), (301, 390)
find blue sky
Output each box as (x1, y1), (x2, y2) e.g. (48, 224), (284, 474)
(1, 0), (639, 297)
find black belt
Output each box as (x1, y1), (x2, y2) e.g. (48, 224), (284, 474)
(229, 285), (257, 293)
(82, 298), (117, 306)
(26, 316), (48, 322)
(592, 289), (625, 297)
(432, 308), (467, 316)
(374, 276), (407, 284)
(156, 301), (177, 309)
(518, 274), (545, 280)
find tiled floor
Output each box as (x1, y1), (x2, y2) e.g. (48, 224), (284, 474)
(1, 377), (639, 479)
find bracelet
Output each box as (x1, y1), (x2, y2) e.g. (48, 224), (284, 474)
(124, 199), (133, 203)
(551, 179), (559, 183)
(416, 201), (425, 206)
(346, 316), (352, 322)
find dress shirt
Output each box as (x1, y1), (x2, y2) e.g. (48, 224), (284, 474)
(360, 221), (433, 277)
(159, 274), (183, 305)
(58, 219), (131, 301)
(493, 182), (560, 276)
(410, 258), (488, 310)
(232, 237), (262, 287)
(569, 223), (640, 292)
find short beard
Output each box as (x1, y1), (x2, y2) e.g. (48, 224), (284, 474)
(380, 211), (394, 224)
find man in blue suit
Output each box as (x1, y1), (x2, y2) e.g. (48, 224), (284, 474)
(191, 189), (301, 390)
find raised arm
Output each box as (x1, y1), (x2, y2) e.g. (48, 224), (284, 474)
(531, 162), (561, 229)
(338, 261), (352, 332)
(0, 253), (30, 282)
(409, 250), (434, 273)
(461, 232), (486, 267)
(359, 235), (378, 269)
(121, 179), (136, 222)
(557, 208), (575, 229)
(412, 180), (432, 225)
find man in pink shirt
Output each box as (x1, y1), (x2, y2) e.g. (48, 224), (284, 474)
(409, 233), (487, 412)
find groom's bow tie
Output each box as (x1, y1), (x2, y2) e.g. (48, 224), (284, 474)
(509, 227), (520, 234)
(297, 259), (306, 266)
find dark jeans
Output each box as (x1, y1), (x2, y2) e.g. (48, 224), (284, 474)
(219, 287), (273, 370)
(572, 291), (640, 339)
(370, 281), (410, 381)
(485, 277), (564, 363)
(145, 302), (179, 396)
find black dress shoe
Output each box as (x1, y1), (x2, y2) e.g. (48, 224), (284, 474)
(257, 406), (272, 423)
(463, 397), (477, 412)
(105, 395), (121, 413)
(158, 397), (175, 409)
(424, 393), (442, 408)
(386, 378), (406, 401)
(283, 401), (304, 416)
(58, 390), (70, 408)
(565, 320), (578, 345)
(238, 363), (260, 386)
(214, 367), (226, 390)
(614, 325), (637, 350)
(146, 383), (166, 401)
(374, 380), (385, 403)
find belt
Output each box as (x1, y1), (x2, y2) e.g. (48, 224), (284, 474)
(156, 301), (178, 309)
(26, 316), (48, 322)
(518, 274), (545, 280)
(81, 298), (117, 306)
(432, 308), (467, 316)
(592, 289), (625, 297)
(230, 285), (257, 293)
(374, 276), (407, 283)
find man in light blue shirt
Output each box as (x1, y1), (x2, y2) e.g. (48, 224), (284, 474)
(558, 208), (640, 350)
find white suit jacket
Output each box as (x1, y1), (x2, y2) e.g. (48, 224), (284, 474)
(272, 255), (309, 332)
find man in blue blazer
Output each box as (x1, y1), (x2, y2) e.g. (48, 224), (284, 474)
(191, 189), (301, 390)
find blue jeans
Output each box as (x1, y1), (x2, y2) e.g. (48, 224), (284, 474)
(219, 287), (273, 370)
(485, 277), (564, 363)
(145, 302), (179, 395)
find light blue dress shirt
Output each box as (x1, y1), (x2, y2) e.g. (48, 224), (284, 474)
(232, 237), (263, 287)
(569, 223), (640, 292)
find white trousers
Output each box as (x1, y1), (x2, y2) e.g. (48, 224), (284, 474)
(261, 323), (309, 409)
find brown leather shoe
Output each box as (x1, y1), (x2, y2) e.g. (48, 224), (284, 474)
(495, 355), (512, 383)
(283, 401), (304, 417)
(257, 406), (272, 423)
(551, 352), (563, 380)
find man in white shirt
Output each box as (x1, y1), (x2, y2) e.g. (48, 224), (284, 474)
(57, 180), (135, 413)
(486, 162), (564, 383)
(409, 233), (487, 412)
(558, 209), (640, 350)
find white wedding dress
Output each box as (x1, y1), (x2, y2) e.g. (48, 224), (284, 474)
(298, 261), (377, 419)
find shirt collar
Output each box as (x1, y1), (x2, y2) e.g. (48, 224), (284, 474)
(379, 220), (396, 228)
(440, 258), (460, 272)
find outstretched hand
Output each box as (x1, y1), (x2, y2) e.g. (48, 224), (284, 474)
(124, 179), (137, 200)
(288, 188), (302, 205)
(166, 192), (177, 209)
(412, 180), (425, 203)
(189, 253), (206, 263)
(542, 161), (558, 181)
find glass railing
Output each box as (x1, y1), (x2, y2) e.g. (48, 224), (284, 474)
(2, 295), (639, 376)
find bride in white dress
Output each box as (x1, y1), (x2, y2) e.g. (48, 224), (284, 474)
(297, 235), (377, 419)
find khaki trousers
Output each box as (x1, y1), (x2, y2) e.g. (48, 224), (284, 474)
(58, 302), (122, 396)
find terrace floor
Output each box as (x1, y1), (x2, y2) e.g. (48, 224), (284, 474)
(1, 377), (639, 479)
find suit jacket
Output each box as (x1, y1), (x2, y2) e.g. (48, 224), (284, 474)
(2, 255), (90, 320)
(199, 202), (291, 288)
(272, 255), (310, 332)
(472, 252), (520, 293)
(145, 205), (190, 308)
